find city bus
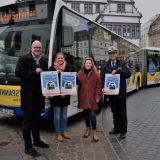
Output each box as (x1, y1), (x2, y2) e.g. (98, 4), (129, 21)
(127, 47), (160, 91)
(0, 0), (139, 118)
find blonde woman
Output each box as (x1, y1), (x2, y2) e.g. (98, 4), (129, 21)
(77, 57), (102, 142)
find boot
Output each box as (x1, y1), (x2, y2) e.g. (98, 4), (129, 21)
(57, 133), (63, 142)
(83, 127), (91, 138)
(93, 130), (99, 142)
(61, 132), (70, 139)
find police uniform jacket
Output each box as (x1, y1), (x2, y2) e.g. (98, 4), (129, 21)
(101, 59), (131, 97)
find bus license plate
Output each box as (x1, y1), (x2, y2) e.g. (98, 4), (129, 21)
(0, 109), (14, 116)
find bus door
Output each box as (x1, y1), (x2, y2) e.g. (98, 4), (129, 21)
(147, 51), (160, 85)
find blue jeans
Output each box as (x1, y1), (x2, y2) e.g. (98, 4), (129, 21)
(53, 106), (68, 133)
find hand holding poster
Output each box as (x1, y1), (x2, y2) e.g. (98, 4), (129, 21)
(41, 71), (60, 96)
(41, 71), (77, 96)
(61, 72), (77, 95)
(103, 74), (120, 95)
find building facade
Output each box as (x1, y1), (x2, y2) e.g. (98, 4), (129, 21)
(140, 14), (160, 48)
(148, 16), (160, 47)
(63, 0), (142, 46)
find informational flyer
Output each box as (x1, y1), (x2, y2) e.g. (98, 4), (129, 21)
(60, 72), (77, 95)
(41, 71), (60, 96)
(103, 74), (120, 95)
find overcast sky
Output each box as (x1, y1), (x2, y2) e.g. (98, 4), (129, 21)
(0, 0), (160, 25)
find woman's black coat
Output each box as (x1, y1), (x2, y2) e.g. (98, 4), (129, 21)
(15, 53), (48, 111)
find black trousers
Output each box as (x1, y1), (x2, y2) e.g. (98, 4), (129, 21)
(22, 110), (41, 149)
(83, 109), (97, 130)
(109, 96), (127, 134)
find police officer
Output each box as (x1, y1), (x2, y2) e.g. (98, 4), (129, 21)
(101, 46), (131, 139)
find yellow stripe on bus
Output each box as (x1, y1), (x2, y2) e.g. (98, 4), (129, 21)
(0, 85), (21, 107)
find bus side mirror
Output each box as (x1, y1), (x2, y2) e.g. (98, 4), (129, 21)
(62, 25), (74, 47)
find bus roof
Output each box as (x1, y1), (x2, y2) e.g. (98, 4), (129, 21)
(0, 0), (140, 50)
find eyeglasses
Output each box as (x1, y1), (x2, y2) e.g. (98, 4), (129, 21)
(34, 47), (42, 49)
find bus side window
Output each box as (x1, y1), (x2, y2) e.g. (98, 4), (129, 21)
(5, 31), (14, 55)
(11, 31), (22, 56)
(62, 25), (74, 47)
(32, 34), (41, 43)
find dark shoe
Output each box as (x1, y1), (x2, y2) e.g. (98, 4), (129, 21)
(109, 129), (120, 134)
(119, 133), (126, 139)
(34, 141), (49, 148)
(25, 147), (41, 157)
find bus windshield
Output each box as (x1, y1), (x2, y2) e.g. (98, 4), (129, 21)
(0, 26), (19, 77)
(0, 0), (55, 78)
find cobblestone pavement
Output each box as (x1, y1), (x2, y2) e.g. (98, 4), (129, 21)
(0, 110), (118, 160)
(102, 86), (160, 160)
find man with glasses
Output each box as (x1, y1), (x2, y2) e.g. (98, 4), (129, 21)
(101, 46), (131, 139)
(15, 40), (49, 157)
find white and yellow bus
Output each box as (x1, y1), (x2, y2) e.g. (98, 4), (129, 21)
(0, 0), (139, 118)
(127, 47), (160, 91)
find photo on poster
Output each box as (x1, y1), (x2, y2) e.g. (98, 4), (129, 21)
(61, 72), (77, 95)
(104, 74), (120, 95)
(41, 71), (60, 96)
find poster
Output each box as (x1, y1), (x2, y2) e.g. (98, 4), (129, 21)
(41, 71), (60, 96)
(60, 72), (77, 95)
(103, 74), (120, 95)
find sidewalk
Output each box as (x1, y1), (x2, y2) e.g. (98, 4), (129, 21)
(0, 111), (119, 160)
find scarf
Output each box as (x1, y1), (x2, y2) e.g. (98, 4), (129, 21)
(54, 61), (66, 72)
(83, 67), (93, 75)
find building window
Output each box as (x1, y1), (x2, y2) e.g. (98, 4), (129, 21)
(118, 25), (122, 36)
(132, 25), (136, 38)
(84, 3), (93, 14)
(127, 25), (131, 38)
(96, 4), (100, 13)
(107, 24), (112, 31)
(117, 4), (125, 13)
(71, 3), (80, 12)
(123, 25), (127, 37)
(136, 25), (140, 38)
(113, 25), (117, 33)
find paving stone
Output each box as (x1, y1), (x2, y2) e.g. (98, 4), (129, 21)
(102, 87), (160, 160)
(0, 110), (118, 160)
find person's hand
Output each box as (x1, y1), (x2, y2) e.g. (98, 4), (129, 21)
(112, 70), (117, 75)
(47, 96), (54, 98)
(57, 70), (61, 73)
(36, 68), (42, 74)
(96, 99), (100, 103)
(61, 95), (65, 98)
